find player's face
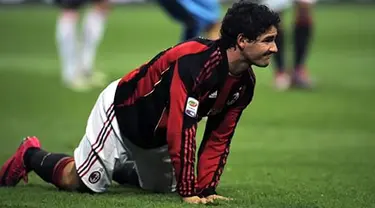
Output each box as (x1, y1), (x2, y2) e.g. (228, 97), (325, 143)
(240, 26), (278, 67)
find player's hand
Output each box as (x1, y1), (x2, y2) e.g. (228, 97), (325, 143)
(182, 196), (214, 204)
(205, 194), (233, 201)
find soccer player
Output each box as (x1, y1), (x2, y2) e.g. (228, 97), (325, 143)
(156, 0), (221, 41)
(56, 0), (108, 91)
(263, 0), (315, 90)
(0, 1), (279, 205)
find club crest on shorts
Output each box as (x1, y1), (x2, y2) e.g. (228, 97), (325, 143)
(89, 171), (101, 184)
(185, 97), (199, 118)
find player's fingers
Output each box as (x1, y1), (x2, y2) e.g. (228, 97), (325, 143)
(187, 199), (200, 204)
(216, 195), (233, 201)
(204, 197), (215, 204)
(209, 195), (233, 201)
(182, 196), (201, 204)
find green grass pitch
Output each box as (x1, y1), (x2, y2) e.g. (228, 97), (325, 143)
(0, 3), (374, 208)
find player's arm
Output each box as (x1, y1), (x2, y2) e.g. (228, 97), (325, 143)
(166, 59), (200, 198)
(196, 93), (252, 198)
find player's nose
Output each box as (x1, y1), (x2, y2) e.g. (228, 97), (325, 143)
(270, 41), (278, 53)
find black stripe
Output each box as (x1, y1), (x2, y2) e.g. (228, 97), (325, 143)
(77, 108), (114, 174)
(77, 110), (114, 176)
(76, 104), (114, 172)
(115, 49), (170, 102)
(77, 109), (115, 176)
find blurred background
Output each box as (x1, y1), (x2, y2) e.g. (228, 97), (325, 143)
(0, 0), (374, 207)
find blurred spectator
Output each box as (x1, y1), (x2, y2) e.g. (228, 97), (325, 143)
(56, 0), (109, 91)
(263, 0), (315, 90)
(156, 0), (221, 41)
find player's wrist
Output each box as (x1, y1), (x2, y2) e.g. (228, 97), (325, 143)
(198, 187), (217, 197)
(177, 188), (198, 198)
(179, 192), (198, 198)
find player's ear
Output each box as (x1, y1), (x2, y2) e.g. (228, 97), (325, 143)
(236, 33), (247, 51)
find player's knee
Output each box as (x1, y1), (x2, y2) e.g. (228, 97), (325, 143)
(58, 161), (81, 191)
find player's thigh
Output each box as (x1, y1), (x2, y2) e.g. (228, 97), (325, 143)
(137, 146), (175, 193)
(124, 141), (176, 193)
(74, 79), (128, 193)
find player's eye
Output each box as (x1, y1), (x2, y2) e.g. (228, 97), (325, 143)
(263, 36), (275, 43)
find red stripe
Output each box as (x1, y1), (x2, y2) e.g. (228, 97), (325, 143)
(76, 110), (113, 174)
(96, 123), (114, 153)
(123, 67), (171, 106)
(76, 106), (114, 174)
(202, 56), (221, 81)
(180, 125), (197, 195)
(211, 146), (229, 188)
(189, 126), (196, 191)
(211, 75), (239, 113)
(203, 50), (219, 69)
(122, 41), (209, 106)
(52, 157), (74, 187)
(185, 127), (193, 193)
(106, 103), (114, 114)
(195, 49), (219, 84)
(193, 49), (222, 91)
(187, 128), (193, 193)
(167, 62), (189, 195)
(200, 63), (220, 93)
(181, 129), (188, 193)
(197, 108), (240, 190)
(79, 157), (98, 178)
(120, 67), (142, 84)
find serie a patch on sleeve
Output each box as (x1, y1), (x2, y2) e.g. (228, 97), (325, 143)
(185, 97), (199, 118)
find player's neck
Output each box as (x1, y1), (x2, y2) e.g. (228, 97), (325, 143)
(226, 49), (250, 76)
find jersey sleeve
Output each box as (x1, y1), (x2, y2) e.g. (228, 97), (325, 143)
(196, 92), (252, 197)
(166, 59), (199, 197)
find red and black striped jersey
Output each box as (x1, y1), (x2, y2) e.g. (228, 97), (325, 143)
(114, 38), (256, 197)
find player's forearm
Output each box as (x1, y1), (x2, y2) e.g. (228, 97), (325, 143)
(167, 131), (197, 197)
(196, 114), (237, 194)
(197, 142), (230, 194)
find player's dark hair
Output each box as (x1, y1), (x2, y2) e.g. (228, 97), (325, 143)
(220, 0), (280, 50)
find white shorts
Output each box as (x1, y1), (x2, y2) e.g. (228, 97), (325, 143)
(263, 0), (317, 12)
(74, 79), (176, 193)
